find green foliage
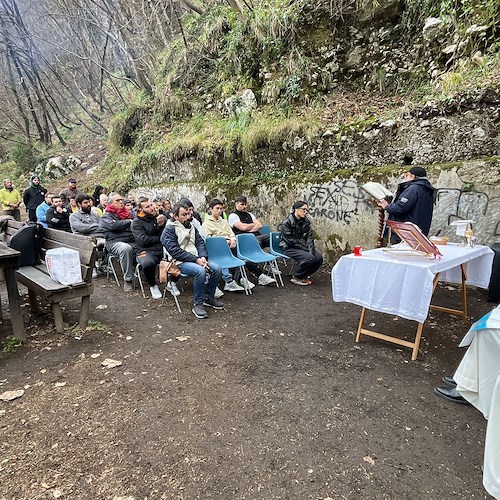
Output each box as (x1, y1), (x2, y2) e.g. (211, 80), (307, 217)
(10, 144), (44, 173)
(2, 336), (22, 352)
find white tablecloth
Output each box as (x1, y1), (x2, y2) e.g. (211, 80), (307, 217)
(331, 244), (494, 323)
(455, 306), (500, 499)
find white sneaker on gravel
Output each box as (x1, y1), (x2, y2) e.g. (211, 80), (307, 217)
(224, 280), (245, 292)
(92, 268), (98, 279)
(214, 286), (224, 299)
(166, 281), (181, 297)
(240, 278), (255, 290)
(258, 274), (276, 286)
(150, 285), (162, 299)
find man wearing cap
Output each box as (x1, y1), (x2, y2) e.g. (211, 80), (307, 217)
(0, 179), (22, 221)
(59, 178), (82, 204)
(378, 166), (436, 241)
(23, 175), (47, 222)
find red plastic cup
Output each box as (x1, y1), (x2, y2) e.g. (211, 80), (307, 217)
(353, 246), (363, 256)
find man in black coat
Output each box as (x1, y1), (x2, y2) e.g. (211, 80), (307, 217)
(45, 196), (71, 232)
(378, 166), (436, 241)
(23, 175), (47, 222)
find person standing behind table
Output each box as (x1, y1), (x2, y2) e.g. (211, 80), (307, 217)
(377, 166), (436, 242)
(36, 192), (54, 228)
(0, 179), (22, 221)
(279, 200), (323, 286)
(23, 175), (47, 222)
(46, 196), (71, 232)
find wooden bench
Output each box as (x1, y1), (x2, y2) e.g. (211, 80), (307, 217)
(1, 220), (98, 333)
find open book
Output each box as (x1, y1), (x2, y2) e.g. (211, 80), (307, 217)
(361, 181), (393, 200)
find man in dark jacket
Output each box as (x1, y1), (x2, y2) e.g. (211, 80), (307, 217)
(161, 202), (223, 319)
(130, 198), (174, 300)
(100, 193), (135, 291)
(378, 166), (436, 241)
(45, 196), (71, 232)
(23, 175), (47, 222)
(280, 200), (323, 286)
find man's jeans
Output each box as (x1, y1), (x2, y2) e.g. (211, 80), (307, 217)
(178, 260), (222, 306)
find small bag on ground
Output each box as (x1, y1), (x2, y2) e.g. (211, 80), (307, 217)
(46, 247), (83, 285)
(159, 260), (181, 283)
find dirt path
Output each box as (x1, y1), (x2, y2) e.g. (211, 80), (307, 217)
(0, 268), (494, 499)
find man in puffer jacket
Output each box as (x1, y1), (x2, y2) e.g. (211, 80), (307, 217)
(161, 201), (223, 319)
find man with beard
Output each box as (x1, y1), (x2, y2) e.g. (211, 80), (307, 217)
(100, 193), (135, 292)
(46, 196), (71, 232)
(59, 178), (82, 204)
(161, 202), (223, 319)
(23, 175), (47, 222)
(36, 192), (54, 228)
(378, 166), (436, 243)
(131, 198), (180, 300)
(0, 179), (22, 221)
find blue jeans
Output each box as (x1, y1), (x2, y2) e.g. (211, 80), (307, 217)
(178, 260), (222, 306)
(222, 268), (233, 283)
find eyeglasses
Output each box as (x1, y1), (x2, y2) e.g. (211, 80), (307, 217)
(299, 207), (309, 212)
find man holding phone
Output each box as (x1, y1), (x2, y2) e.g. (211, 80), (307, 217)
(161, 201), (224, 319)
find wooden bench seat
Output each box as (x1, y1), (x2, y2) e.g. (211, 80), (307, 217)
(1, 220), (97, 333)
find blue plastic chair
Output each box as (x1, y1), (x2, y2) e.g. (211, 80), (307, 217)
(259, 224), (271, 235)
(205, 237), (252, 295)
(236, 233), (280, 287)
(269, 232), (293, 286)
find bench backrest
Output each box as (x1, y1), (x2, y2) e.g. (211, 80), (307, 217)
(2, 220), (97, 283)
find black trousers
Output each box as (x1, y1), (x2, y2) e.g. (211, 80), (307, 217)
(136, 250), (161, 286)
(28, 208), (37, 222)
(283, 247), (323, 279)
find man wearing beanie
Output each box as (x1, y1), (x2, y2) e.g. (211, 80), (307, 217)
(23, 175), (47, 222)
(378, 166), (436, 241)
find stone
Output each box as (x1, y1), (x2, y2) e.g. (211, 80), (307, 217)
(357, 0), (400, 22)
(224, 89), (257, 116)
(380, 120), (397, 128)
(345, 46), (363, 70)
(465, 24), (488, 36)
(442, 44), (457, 55)
(423, 17), (444, 42)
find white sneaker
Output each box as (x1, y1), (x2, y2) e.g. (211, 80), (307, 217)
(166, 281), (181, 297)
(270, 262), (282, 275)
(258, 274), (276, 286)
(92, 268), (98, 279)
(150, 285), (162, 300)
(224, 280), (245, 292)
(214, 286), (224, 299)
(240, 277), (255, 290)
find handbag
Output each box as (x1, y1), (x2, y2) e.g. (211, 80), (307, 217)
(159, 260), (181, 282)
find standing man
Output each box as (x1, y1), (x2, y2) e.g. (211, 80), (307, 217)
(36, 192), (54, 228)
(131, 198), (178, 300)
(100, 193), (135, 292)
(378, 166), (436, 241)
(46, 196), (71, 232)
(161, 202), (223, 319)
(279, 200), (323, 286)
(0, 179), (22, 221)
(23, 175), (46, 222)
(228, 195), (276, 287)
(59, 178), (82, 204)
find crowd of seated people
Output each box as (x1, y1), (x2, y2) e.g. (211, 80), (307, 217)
(32, 177), (323, 318)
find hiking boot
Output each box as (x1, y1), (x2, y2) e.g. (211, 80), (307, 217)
(258, 274), (276, 286)
(149, 285), (162, 300)
(290, 276), (310, 286)
(192, 304), (209, 319)
(166, 281), (181, 297)
(214, 286), (224, 299)
(224, 280), (245, 292)
(124, 280), (133, 292)
(203, 297), (225, 310)
(240, 277), (255, 290)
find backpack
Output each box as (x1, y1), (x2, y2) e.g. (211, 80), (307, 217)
(8, 222), (45, 266)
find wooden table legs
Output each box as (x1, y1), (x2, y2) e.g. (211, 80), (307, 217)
(3, 266), (26, 342)
(355, 265), (468, 360)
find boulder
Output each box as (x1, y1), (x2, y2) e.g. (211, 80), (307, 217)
(357, 0), (400, 22)
(224, 89), (257, 117)
(423, 17), (445, 42)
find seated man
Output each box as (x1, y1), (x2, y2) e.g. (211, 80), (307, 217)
(46, 196), (71, 232)
(227, 195), (276, 287)
(36, 192), (54, 228)
(100, 193), (135, 292)
(131, 198), (179, 300)
(161, 202), (223, 319)
(201, 198), (245, 293)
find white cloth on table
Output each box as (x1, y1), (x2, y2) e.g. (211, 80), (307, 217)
(455, 305), (500, 499)
(331, 244), (494, 323)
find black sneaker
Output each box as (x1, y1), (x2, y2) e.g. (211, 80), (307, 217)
(203, 297), (225, 310)
(192, 304), (209, 319)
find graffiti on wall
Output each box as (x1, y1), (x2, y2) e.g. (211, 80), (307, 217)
(305, 181), (370, 224)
